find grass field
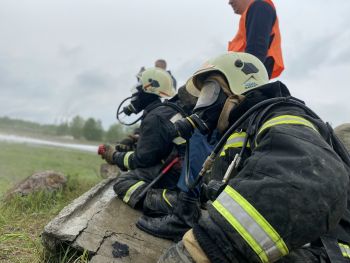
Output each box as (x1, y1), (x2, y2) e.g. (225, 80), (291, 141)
(0, 141), (104, 263)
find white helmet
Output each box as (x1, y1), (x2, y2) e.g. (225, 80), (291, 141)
(186, 52), (269, 96)
(140, 67), (176, 98)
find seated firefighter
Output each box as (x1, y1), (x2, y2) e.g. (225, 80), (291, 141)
(152, 52), (350, 263)
(98, 68), (187, 209)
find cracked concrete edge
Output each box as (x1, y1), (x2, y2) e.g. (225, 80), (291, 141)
(70, 209), (107, 253)
(87, 230), (115, 255)
(42, 173), (119, 251)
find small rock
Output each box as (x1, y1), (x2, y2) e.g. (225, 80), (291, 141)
(5, 170), (67, 197)
(334, 123), (350, 153)
(100, 164), (119, 179)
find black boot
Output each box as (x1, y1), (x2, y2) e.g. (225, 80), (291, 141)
(136, 192), (201, 241)
(143, 189), (178, 217)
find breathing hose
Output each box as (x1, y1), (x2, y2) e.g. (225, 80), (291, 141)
(193, 95), (327, 189)
(116, 96), (142, 126)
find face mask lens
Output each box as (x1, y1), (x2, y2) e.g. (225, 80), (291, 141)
(194, 81), (221, 111)
(190, 81), (228, 133)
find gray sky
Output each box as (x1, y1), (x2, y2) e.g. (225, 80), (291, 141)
(1, 0), (349, 129)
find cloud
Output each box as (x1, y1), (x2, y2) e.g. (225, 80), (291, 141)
(75, 70), (111, 90)
(58, 45), (83, 59)
(284, 62), (350, 127)
(0, 0), (349, 129)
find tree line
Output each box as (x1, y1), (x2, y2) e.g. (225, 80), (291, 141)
(0, 116), (135, 143)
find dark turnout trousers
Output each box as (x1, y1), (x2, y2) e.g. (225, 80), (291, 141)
(113, 163), (180, 208)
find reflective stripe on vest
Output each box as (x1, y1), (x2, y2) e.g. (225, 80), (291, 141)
(213, 185), (288, 262)
(258, 115), (318, 137)
(220, 132), (250, 157)
(339, 243), (350, 258)
(162, 189), (173, 207)
(123, 151), (134, 169)
(170, 113), (186, 145)
(228, 0), (284, 79)
(123, 181), (145, 204)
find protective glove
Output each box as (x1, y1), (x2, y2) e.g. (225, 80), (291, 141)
(97, 144), (116, 165)
(115, 135), (138, 152)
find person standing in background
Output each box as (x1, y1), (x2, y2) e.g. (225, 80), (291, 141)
(227, 0), (284, 79)
(155, 59), (177, 90)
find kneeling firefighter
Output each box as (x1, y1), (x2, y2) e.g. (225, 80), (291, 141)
(155, 52), (350, 263)
(98, 67), (186, 209)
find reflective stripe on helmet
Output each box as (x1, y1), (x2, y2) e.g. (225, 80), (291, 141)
(123, 151), (134, 169)
(123, 181), (145, 204)
(339, 243), (350, 258)
(213, 185), (288, 263)
(162, 189), (173, 207)
(220, 132), (250, 157)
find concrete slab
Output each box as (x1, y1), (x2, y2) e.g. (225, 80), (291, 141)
(42, 175), (173, 262)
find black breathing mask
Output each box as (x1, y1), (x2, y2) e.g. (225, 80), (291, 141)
(173, 80), (228, 139)
(122, 85), (159, 116)
(116, 84), (160, 126)
(192, 81), (228, 133)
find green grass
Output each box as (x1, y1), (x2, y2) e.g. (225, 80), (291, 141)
(0, 142), (101, 196)
(0, 141), (104, 262)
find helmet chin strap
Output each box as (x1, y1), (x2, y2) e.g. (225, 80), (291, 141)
(217, 94), (245, 133)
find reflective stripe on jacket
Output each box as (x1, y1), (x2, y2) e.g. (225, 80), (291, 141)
(220, 131), (250, 157)
(213, 185), (288, 262)
(339, 243), (350, 259)
(213, 115), (316, 262)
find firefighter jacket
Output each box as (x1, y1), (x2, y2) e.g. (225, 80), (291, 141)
(228, 0), (284, 79)
(193, 81), (349, 263)
(114, 100), (186, 171)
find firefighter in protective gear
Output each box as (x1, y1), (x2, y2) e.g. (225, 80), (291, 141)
(157, 52), (349, 263)
(98, 67), (184, 209)
(135, 53), (268, 241)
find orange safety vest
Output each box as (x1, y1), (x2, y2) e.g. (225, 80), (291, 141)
(228, 0), (284, 79)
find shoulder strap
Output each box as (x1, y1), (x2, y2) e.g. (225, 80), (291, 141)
(321, 236), (348, 263)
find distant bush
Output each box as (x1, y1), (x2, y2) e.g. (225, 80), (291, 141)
(0, 116), (134, 143)
(70, 115), (85, 139)
(83, 118), (104, 141)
